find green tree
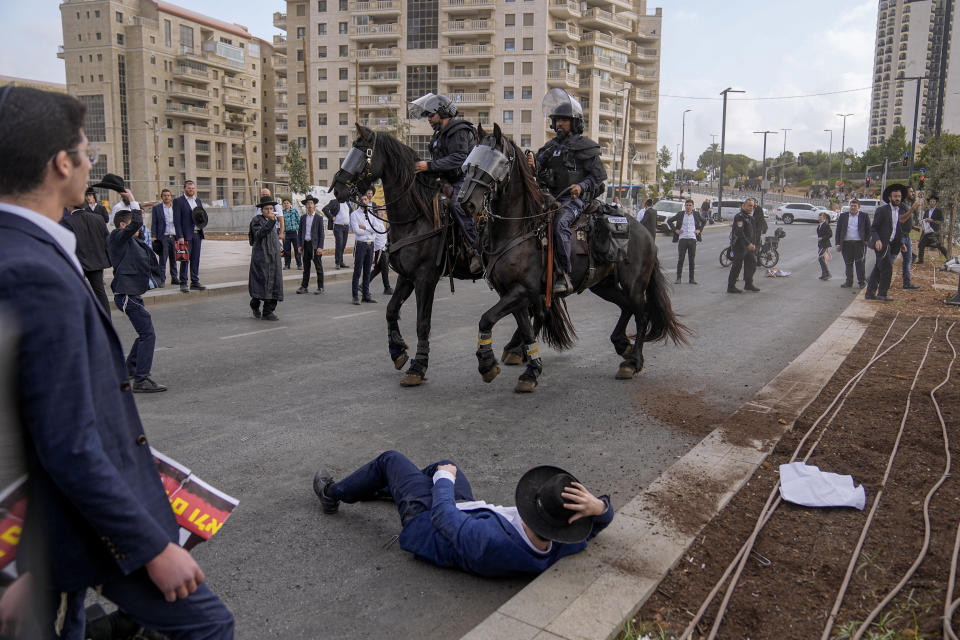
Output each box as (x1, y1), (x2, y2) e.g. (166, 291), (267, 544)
(696, 143), (720, 179)
(283, 141), (310, 194)
(922, 142), (960, 257)
(917, 133), (960, 169)
(862, 125), (908, 168)
(657, 145), (671, 191)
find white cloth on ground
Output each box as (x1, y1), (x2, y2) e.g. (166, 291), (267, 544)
(779, 461), (865, 510)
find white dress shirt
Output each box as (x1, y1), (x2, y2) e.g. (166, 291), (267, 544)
(302, 213), (315, 242)
(1, 203), (82, 273)
(843, 212), (861, 242)
(349, 207), (376, 242)
(679, 212), (697, 240)
(335, 202), (351, 226)
(370, 204), (387, 251)
(162, 204), (175, 235)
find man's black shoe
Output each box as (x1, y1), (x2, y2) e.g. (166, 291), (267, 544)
(190, 283), (207, 291)
(689, 280), (699, 285)
(841, 282), (853, 288)
(675, 277), (682, 284)
(157, 282), (165, 289)
(171, 279), (181, 285)
(180, 285), (189, 293)
(727, 286), (743, 293)
(314, 288), (324, 294)
(296, 286), (308, 294)
(262, 312), (280, 321)
(876, 295), (894, 301)
(858, 282), (866, 288)
(251, 308), (262, 319)
(904, 284), (922, 290)
(313, 470), (339, 514)
(383, 287), (394, 295)
(353, 297), (361, 305)
(914, 259), (924, 264)
(132, 378), (167, 393)
(745, 284), (760, 292)
(864, 292), (877, 300)
(362, 297), (377, 303)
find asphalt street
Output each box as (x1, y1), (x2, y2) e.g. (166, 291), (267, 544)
(112, 219), (858, 639)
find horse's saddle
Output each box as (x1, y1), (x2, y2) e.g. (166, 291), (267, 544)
(571, 200), (630, 263)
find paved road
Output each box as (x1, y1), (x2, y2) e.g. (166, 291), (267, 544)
(113, 221), (856, 639)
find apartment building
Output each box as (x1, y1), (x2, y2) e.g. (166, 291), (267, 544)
(277, 0), (662, 188)
(0, 76), (67, 93)
(59, 0), (279, 205)
(868, 0), (960, 146)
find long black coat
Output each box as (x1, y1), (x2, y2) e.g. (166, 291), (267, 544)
(248, 215), (283, 301)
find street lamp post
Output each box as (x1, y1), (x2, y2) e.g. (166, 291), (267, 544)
(143, 120), (162, 199)
(824, 129), (833, 186)
(719, 88), (745, 214)
(837, 113), (853, 191)
(610, 86), (627, 198)
(753, 130), (777, 209)
(903, 75), (928, 179)
(680, 108), (691, 191)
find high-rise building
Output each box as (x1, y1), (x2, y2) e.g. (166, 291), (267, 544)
(278, 0), (662, 190)
(0, 75), (68, 93)
(868, 0), (960, 147)
(59, 0), (279, 205)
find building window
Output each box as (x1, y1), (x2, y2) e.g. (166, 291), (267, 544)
(521, 86), (532, 99)
(318, 136), (328, 147)
(522, 61), (533, 75)
(503, 110), (514, 123)
(339, 0), (348, 9)
(318, 46), (327, 58)
(298, 92), (307, 105)
(164, 19), (172, 47)
(180, 25), (194, 48)
(505, 14), (515, 26)
(318, 90), (327, 103)
(98, 53), (103, 61)
(339, 135), (347, 147)
(298, 137), (307, 148)
(168, 138), (174, 148)
(169, 157), (175, 167)
(503, 87), (514, 99)
(319, 158), (328, 170)
(318, 68), (327, 80)
(297, 49), (304, 61)
(96, 32), (102, 40)
(406, 65), (438, 106)
(338, 45), (348, 57)
(339, 67), (348, 80)
(78, 95), (106, 142)
(339, 112), (349, 125)
(339, 90), (348, 102)
(296, 26), (306, 39)
(299, 115), (308, 127)
(297, 3), (306, 16)
(339, 21), (348, 34)
(521, 134), (531, 147)
(505, 38), (515, 51)
(407, 0), (438, 49)
(522, 37), (533, 51)
(521, 109), (531, 123)
(298, 70), (306, 83)
(319, 113), (328, 125)
(523, 13), (534, 26)
(318, 23), (327, 35)
(504, 62), (514, 75)
(116, 11), (123, 22)
(318, 0), (327, 11)
(409, 135), (431, 157)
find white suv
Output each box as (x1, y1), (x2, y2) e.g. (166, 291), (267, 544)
(775, 202), (836, 224)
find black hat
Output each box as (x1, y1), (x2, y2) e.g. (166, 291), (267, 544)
(90, 173), (126, 193)
(85, 187), (97, 196)
(258, 194), (279, 209)
(882, 183), (909, 203)
(515, 465), (594, 544)
(301, 195), (319, 205)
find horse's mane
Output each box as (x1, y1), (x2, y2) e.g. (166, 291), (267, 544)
(369, 130), (433, 219)
(503, 136), (545, 233)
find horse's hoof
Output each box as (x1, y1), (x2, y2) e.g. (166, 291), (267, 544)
(502, 350), (523, 366)
(481, 365), (501, 383)
(615, 365), (636, 380)
(514, 378), (537, 393)
(393, 352), (409, 370)
(399, 372), (424, 387)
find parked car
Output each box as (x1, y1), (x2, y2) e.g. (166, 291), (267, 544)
(840, 198), (882, 216)
(710, 199), (746, 221)
(775, 202), (837, 224)
(652, 200), (685, 233)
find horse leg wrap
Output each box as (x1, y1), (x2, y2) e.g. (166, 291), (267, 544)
(388, 330), (407, 356)
(413, 341), (429, 371)
(476, 330), (497, 374)
(519, 343), (542, 381)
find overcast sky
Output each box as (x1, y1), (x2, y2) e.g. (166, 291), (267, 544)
(2, 0), (876, 163)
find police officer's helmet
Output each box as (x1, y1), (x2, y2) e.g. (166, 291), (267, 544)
(542, 88), (584, 134)
(408, 93), (458, 120)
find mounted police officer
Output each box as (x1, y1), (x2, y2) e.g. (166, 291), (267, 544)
(527, 89), (606, 294)
(408, 92), (482, 274)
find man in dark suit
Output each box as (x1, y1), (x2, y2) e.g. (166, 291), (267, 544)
(917, 194), (948, 263)
(297, 195), (325, 294)
(82, 186), (110, 223)
(150, 188), (179, 287)
(667, 198), (705, 284)
(0, 86), (233, 638)
(173, 179), (206, 292)
(61, 199), (112, 311)
(639, 198), (658, 237)
(834, 198), (871, 288)
(865, 188), (908, 301)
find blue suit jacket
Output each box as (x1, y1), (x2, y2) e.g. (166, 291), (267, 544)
(397, 478), (614, 577)
(0, 209), (176, 591)
(172, 194), (203, 240)
(151, 202), (175, 239)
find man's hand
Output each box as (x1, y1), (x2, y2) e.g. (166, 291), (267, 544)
(569, 184), (582, 198)
(121, 188), (136, 203)
(146, 543), (205, 603)
(0, 572), (33, 637)
(316, 248), (323, 256)
(673, 228), (681, 235)
(876, 240), (883, 251)
(437, 463), (457, 477)
(836, 245), (841, 252)
(747, 243), (756, 251)
(297, 247), (302, 254)
(526, 151), (535, 168)
(561, 482), (606, 523)
(694, 229), (701, 235)
(414, 161), (429, 173)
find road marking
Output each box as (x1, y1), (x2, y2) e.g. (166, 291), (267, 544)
(331, 310), (378, 320)
(219, 326), (288, 340)
(435, 296), (450, 301)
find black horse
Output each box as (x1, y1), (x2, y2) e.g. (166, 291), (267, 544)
(331, 124), (528, 386)
(458, 124), (689, 391)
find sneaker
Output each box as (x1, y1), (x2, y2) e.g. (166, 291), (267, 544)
(362, 296), (377, 303)
(314, 288), (324, 295)
(262, 312), (280, 321)
(353, 297), (361, 305)
(904, 284), (921, 290)
(745, 284), (760, 292)
(313, 470), (339, 514)
(727, 286), (743, 294)
(190, 283), (207, 291)
(132, 377), (167, 393)
(383, 287), (394, 295)
(865, 292), (877, 300)
(296, 286), (308, 294)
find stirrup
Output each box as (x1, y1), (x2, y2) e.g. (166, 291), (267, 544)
(552, 272), (572, 294)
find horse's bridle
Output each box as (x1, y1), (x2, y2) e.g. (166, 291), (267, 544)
(338, 132), (426, 220)
(458, 143), (515, 219)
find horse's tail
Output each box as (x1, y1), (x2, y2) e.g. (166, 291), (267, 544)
(643, 262), (691, 346)
(535, 296), (577, 351)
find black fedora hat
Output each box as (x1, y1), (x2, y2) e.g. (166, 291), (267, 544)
(301, 194), (319, 205)
(84, 186), (97, 196)
(90, 173), (126, 193)
(257, 194), (279, 209)
(515, 465), (593, 544)
(882, 183), (909, 204)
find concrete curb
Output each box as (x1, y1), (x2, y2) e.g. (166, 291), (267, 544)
(460, 294), (878, 640)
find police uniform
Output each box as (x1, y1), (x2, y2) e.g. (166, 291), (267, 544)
(533, 134), (606, 276)
(428, 118), (478, 245)
(727, 208), (758, 292)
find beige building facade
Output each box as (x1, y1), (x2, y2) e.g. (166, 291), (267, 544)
(278, 0), (662, 190)
(59, 0), (280, 205)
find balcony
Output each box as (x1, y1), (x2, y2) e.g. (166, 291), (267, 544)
(546, 69), (579, 89)
(629, 43), (658, 63)
(169, 84), (210, 101)
(224, 113), (256, 127)
(272, 54), (287, 68)
(441, 0), (496, 13)
(196, 159), (211, 170)
(549, 47), (579, 65)
(580, 8), (634, 34)
(57, 45), (65, 59)
(276, 142), (289, 154)
(442, 19), (495, 36)
(581, 31), (631, 53)
(357, 116), (399, 128)
(631, 131), (655, 144)
(223, 93), (254, 110)
(276, 168), (290, 179)
(450, 92), (494, 106)
(223, 129), (244, 139)
(176, 45), (206, 65)
(223, 75), (249, 90)
(273, 35), (287, 53)
(446, 43), (494, 58)
(596, 101), (624, 116)
(275, 122), (289, 136)
(351, 0), (402, 14)
(548, 21), (581, 42)
(165, 103), (211, 120)
(632, 88), (656, 103)
(275, 102), (289, 113)
(358, 69), (401, 85)
(632, 110), (656, 124)
(231, 160), (246, 171)
(631, 15), (661, 42)
(597, 78), (626, 94)
(273, 12), (286, 30)
(355, 47), (401, 61)
(580, 54), (630, 76)
(548, 0), (581, 19)
(632, 66), (658, 83)
(596, 123), (615, 138)
(350, 23), (401, 40)
(441, 67), (492, 81)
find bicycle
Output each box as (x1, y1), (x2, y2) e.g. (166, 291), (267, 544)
(719, 228), (786, 269)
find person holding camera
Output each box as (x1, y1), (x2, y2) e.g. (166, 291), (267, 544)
(248, 195), (284, 320)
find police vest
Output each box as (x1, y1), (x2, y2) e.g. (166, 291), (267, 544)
(538, 135), (602, 198)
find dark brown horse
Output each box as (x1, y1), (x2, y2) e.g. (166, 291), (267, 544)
(458, 124), (689, 392)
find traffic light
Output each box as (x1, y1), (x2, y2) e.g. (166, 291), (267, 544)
(903, 151), (909, 166)
(865, 175), (871, 188)
(919, 175), (925, 189)
(797, 153), (803, 166)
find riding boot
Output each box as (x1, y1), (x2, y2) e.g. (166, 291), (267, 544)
(552, 271), (572, 295)
(468, 249), (483, 275)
